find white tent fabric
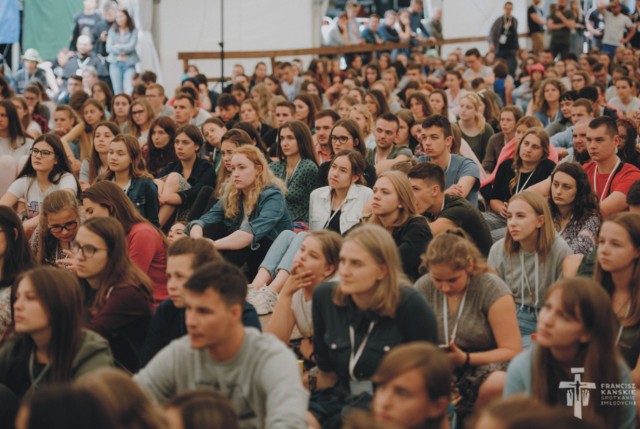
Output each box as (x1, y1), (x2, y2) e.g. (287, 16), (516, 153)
(128, 0), (163, 84)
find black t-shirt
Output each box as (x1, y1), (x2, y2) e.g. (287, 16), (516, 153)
(391, 216), (433, 281)
(427, 195), (493, 256)
(491, 158), (556, 202)
(528, 5), (544, 34)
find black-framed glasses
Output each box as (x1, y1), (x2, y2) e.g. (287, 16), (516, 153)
(48, 220), (78, 233)
(131, 110), (145, 116)
(331, 135), (350, 144)
(31, 148), (54, 157)
(70, 241), (108, 257)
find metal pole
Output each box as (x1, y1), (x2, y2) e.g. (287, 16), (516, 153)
(219, 0), (225, 88)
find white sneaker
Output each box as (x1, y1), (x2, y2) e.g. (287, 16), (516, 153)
(247, 285), (278, 315)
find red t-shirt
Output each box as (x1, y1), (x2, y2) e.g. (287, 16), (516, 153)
(583, 161), (640, 201)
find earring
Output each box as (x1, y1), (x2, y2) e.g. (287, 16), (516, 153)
(398, 205), (403, 209)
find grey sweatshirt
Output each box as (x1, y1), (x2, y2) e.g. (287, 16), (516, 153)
(134, 328), (308, 429)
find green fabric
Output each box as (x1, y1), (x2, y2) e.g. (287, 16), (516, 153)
(23, 0), (81, 60)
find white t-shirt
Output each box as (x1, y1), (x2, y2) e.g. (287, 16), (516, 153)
(608, 96), (640, 115)
(603, 10), (632, 46)
(0, 137), (33, 159)
(291, 289), (313, 338)
(7, 173), (77, 218)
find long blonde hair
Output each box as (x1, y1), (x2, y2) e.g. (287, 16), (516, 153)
(221, 145), (286, 219)
(368, 171), (418, 228)
(333, 224), (405, 317)
(504, 191), (556, 262)
(421, 228), (492, 275)
(459, 92), (486, 130)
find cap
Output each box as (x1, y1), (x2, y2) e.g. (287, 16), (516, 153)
(22, 48), (42, 63)
(527, 63), (545, 75)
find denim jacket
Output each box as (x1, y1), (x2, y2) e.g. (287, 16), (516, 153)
(309, 184), (372, 234)
(106, 28), (139, 66)
(126, 177), (159, 227)
(187, 185), (293, 250)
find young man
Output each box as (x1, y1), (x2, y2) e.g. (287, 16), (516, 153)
(360, 13), (383, 45)
(263, 100), (296, 155)
(561, 117), (593, 164)
(528, 0), (545, 53)
(463, 48), (494, 86)
(12, 48), (47, 94)
(146, 83), (174, 117)
(366, 113), (413, 174)
(279, 62), (302, 101)
(135, 261), (308, 429)
(483, 106), (522, 172)
(488, 2), (519, 75)
(61, 35), (108, 86)
(173, 93), (197, 128)
(584, 116), (640, 217)
(547, 0), (575, 60)
(418, 115), (481, 206)
(545, 90), (578, 137)
(314, 109), (340, 164)
(609, 77), (640, 115)
(216, 93), (240, 127)
(598, 0), (635, 58)
(139, 238), (260, 367)
(550, 97), (595, 150)
(408, 162), (492, 255)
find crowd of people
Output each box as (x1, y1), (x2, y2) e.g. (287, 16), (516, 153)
(2, 0), (640, 428)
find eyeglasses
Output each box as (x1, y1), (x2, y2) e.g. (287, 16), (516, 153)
(331, 135), (350, 144)
(31, 148), (54, 157)
(131, 110), (145, 116)
(48, 220), (78, 233)
(70, 241), (108, 257)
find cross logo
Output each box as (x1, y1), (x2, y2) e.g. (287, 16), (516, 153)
(559, 368), (596, 419)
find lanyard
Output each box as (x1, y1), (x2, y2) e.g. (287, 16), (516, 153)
(515, 167), (537, 194)
(442, 289), (468, 345)
(558, 215), (573, 235)
(322, 194), (347, 230)
(348, 321), (375, 381)
(594, 157), (621, 202)
(285, 160), (300, 186)
(519, 252), (539, 310)
(616, 302), (631, 344)
(28, 352), (51, 390)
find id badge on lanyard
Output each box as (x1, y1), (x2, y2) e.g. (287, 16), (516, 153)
(348, 322), (375, 395)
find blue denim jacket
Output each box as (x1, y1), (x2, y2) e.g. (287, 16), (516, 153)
(106, 28), (139, 66)
(187, 185), (293, 249)
(126, 177), (159, 227)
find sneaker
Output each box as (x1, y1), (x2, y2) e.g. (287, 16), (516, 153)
(247, 286), (278, 315)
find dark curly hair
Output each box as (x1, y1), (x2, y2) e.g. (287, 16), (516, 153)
(549, 162), (600, 225)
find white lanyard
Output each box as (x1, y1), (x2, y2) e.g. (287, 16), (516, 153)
(285, 160), (301, 186)
(515, 167), (536, 194)
(558, 215), (573, 235)
(28, 352), (51, 389)
(616, 302), (631, 344)
(443, 153), (452, 174)
(443, 289), (468, 345)
(348, 321), (375, 381)
(323, 194), (347, 230)
(594, 157), (621, 202)
(519, 252), (539, 310)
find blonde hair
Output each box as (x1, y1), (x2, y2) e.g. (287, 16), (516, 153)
(333, 224), (405, 317)
(250, 83), (272, 122)
(221, 145), (286, 219)
(350, 104), (374, 135)
(421, 228), (491, 275)
(369, 170), (418, 228)
(459, 92), (486, 130)
(504, 191), (556, 262)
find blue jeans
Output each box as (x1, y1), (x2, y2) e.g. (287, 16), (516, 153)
(601, 43), (617, 58)
(517, 306), (537, 348)
(109, 61), (135, 95)
(259, 230), (307, 279)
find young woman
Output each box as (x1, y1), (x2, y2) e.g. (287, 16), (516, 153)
(239, 99), (272, 145)
(488, 191), (572, 347)
(336, 95), (358, 119)
(371, 342), (452, 429)
(593, 213), (640, 387)
(549, 162), (601, 255)
(315, 118), (377, 189)
(105, 134), (159, 225)
(415, 231), (522, 415)
(0, 207), (34, 340)
(364, 90), (390, 121)
(486, 127), (556, 240)
(129, 98), (156, 148)
(368, 171), (432, 281)
(363, 63), (382, 90)
(504, 277), (636, 429)
(270, 120), (318, 225)
(79, 98), (107, 162)
(265, 231), (342, 354)
(79, 121), (119, 191)
(349, 104), (376, 149)
(91, 81), (113, 117)
(0, 133), (78, 234)
(0, 266), (113, 399)
(30, 190), (80, 271)
(106, 8), (138, 95)
(111, 93), (132, 133)
(82, 181), (168, 305)
(156, 125), (215, 226)
(11, 96), (41, 139)
(139, 237), (260, 367)
(250, 83), (272, 125)
(187, 145), (293, 278)
(247, 151), (371, 315)
(617, 118), (640, 169)
(145, 116), (178, 177)
(70, 217), (153, 371)
(308, 224), (437, 429)
(293, 94), (317, 130)
(264, 75), (285, 97)
(250, 61), (268, 87)
(531, 78), (565, 128)
(0, 100), (33, 196)
(456, 92), (494, 163)
(395, 109), (419, 153)
(445, 70), (469, 118)
(407, 92), (432, 123)
(53, 105), (82, 161)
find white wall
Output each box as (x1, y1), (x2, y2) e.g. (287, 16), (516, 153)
(153, 0), (316, 93)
